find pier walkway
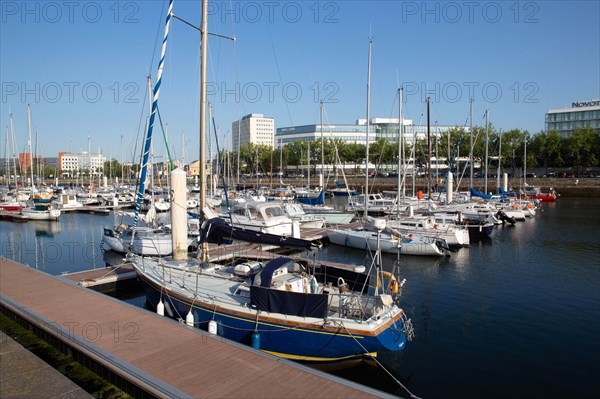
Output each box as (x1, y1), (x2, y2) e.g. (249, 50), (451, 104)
(0, 331), (93, 399)
(0, 258), (388, 398)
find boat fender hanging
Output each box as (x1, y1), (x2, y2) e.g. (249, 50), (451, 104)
(186, 310), (194, 327)
(208, 320), (218, 335)
(309, 276), (318, 294)
(157, 300), (165, 316)
(251, 332), (260, 350)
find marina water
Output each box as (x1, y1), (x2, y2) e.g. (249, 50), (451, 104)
(1, 197), (599, 398)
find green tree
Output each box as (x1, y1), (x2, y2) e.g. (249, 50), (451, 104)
(103, 159), (122, 178)
(567, 127), (599, 175)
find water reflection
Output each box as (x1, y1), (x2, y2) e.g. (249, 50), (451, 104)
(32, 220), (62, 237)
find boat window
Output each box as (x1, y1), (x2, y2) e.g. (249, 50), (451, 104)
(249, 209), (258, 219)
(265, 206), (284, 217)
(234, 286), (251, 299)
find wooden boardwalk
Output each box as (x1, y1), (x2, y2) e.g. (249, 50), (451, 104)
(0, 258), (387, 398)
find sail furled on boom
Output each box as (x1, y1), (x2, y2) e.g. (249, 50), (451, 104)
(133, 0), (174, 227)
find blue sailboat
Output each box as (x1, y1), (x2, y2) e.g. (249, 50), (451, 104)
(130, 0), (413, 362)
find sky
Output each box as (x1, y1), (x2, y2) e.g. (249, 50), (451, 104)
(1, 0), (599, 162)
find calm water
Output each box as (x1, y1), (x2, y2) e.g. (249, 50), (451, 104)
(1, 198), (599, 398)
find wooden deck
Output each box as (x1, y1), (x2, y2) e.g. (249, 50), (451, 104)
(61, 263), (137, 289)
(0, 258), (387, 398)
(0, 211), (29, 221)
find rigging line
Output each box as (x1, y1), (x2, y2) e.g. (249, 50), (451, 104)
(228, 0), (246, 119)
(266, 23), (293, 126)
(287, 16), (316, 90)
(334, 320), (422, 399)
(149, 0), (168, 76)
(389, 90), (398, 119)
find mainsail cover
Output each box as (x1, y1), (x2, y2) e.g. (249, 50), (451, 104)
(199, 217), (319, 251)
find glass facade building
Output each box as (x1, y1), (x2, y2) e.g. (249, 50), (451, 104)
(275, 119), (459, 148)
(545, 100), (600, 137)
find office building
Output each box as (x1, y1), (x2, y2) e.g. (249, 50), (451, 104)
(545, 99), (600, 137)
(232, 113), (275, 152)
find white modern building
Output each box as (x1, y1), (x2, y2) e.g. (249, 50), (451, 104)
(545, 99), (600, 137)
(58, 151), (106, 176)
(275, 118), (461, 148)
(232, 113), (275, 152)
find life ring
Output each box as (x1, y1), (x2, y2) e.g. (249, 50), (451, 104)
(512, 203), (520, 209)
(378, 271), (399, 294)
(526, 203), (533, 209)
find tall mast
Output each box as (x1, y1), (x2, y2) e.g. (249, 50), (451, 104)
(426, 97), (431, 199)
(320, 100), (324, 191)
(35, 127), (38, 186)
(208, 102), (213, 195)
(4, 125), (9, 187)
(88, 134), (92, 187)
(397, 87), (403, 209)
(132, 0), (173, 227)
(236, 120), (241, 189)
(484, 109), (489, 194)
(27, 104), (34, 192)
(307, 142), (310, 188)
(524, 133), (527, 186)
(469, 97), (474, 190)
(199, 0), (208, 261)
(279, 138), (283, 185)
(364, 35), (372, 218)
(497, 129), (502, 193)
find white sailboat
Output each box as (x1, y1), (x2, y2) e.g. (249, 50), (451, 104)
(20, 105), (61, 221)
(328, 37), (402, 253)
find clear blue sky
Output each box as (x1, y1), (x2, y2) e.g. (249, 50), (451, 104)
(1, 0), (599, 162)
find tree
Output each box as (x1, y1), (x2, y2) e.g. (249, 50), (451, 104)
(567, 127), (599, 175)
(104, 159), (122, 178)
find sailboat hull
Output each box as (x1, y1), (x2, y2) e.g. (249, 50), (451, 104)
(135, 270), (408, 361)
(327, 229), (400, 254)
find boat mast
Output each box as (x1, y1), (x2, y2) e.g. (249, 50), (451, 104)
(397, 87), (404, 211)
(427, 97), (431, 200)
(208, 102), (213, 196)
(484, 109), (489, 194)
(34, 127), (38, 186)
(364, 35), (372, 218)
(469, 97), (474, 190)
(524, 133), (527, 186)
(27, 104), (34, 193)
(497, 129), (502, 193)
(4, 125), (9, 188)
(320, 100), (324, 191)
(199, 0), (208, 261)
(132, 0), (172, 227)
(279, 138), (283, 185)
(307, 142), (310, 188)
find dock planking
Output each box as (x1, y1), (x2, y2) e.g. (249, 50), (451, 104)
(0, 258), (387, 398)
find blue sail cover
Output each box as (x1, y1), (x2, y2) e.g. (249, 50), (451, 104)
(499, 188), (519, 196)
(295, 190), (325, 205)
(199, 217), (318, 251)
(470, 187), (493, 199)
